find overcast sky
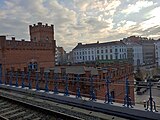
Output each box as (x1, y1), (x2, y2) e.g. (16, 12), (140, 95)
(0, 0), (160, 52)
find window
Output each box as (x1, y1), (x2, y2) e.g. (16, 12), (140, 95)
(46, 36), (49, 40)
(101, 55), (104, 60)
(106, 55), (108, 59)
(124, 53), (126, 58)
(34, 37), (36, 42)
(115, 48), (117, 52)
(115, 55), (118, 59)
(97, 55), (99, 60)
(92, 56), (94, 60)
(110, 54), (112, 60)
(106, 49), (108, 53)
(101, 50), (103, 53)
(92, 51), (94, 54)
(97, 50), (99, 54)
(88, 51), (90, 54)
(89, 56), (90, 60)
(110, 49), (112, 53)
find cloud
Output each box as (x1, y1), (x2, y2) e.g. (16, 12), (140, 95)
(121, 1), (154, 14)
(0, 0), (160, 52)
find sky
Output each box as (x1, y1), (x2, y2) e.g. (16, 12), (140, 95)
(0, 0), (160, 52)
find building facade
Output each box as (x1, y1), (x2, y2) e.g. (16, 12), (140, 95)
(0, 22), (56, 73)
(55, 47), (67, 65)
(125, 43), (143, 67)
(72, 41), (127, 63)
(123, 36), (155, 66)
(4, 63), (135, 104)
(155, 40), (160, 67)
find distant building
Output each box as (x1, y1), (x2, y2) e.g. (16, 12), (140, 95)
(66, 51), (74, 64)
(155, 40), (160, 67)
(72, 41), (127, 63)
(123, 36), (155, 66)
(55, 47), (67, 65)
(0, 22), (56, 73)
(123, 42), (143, 68)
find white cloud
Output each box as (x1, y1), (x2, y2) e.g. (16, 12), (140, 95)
(0, 0), (160, 52)
(140, 6), (160, 30)
(122, 1), (154, 14)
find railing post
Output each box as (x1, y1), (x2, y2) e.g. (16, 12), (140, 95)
(28, 71), (31, 89)
(21, 71), (25, 88)
(76, 74), (81, 99)
(105, 76), (112, 104)
(15, 71), (18, 87)
(53, 73), (58, 94)
(145, 77), (158, 112)
(36, 72), (39, 91)
(89, 76), (96, 101)
(45, 72), (49, 92)
(64, 74), (69, 96)
(4, 70), (7, 85)
(0, 64), (2, 84)
(9, 69), (13, 86)
(123, 77), (133, 108)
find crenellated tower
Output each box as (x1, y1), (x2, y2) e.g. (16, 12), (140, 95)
(29, 22), (54, 43)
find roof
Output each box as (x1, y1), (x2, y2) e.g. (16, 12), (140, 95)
(50, 66), (99, 75)
(73, 41), (126, 50)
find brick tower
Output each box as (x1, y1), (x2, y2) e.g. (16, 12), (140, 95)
(0, 22), (56, 74)
(29, 22), (54, 43)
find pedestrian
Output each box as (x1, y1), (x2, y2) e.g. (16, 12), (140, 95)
(143, 100), (146, 108)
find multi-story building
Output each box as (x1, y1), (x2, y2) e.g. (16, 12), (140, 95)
(55, 47), (67, 65)
(155, 40), (160, 67)
(124, 42), (143, 68)
(66, 51), (74, 64)
(72, 41), (127, 63)
(0, 22), (56, 73)
(123, 36), (155, 66)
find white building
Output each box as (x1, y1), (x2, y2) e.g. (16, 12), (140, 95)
(126, 43), (143, 66)
(72, 41), (127, 63)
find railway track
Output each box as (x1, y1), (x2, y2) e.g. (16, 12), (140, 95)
(0, 95), (83, 120)
(0, 86), (128, 120)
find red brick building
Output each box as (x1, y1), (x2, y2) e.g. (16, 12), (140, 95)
(4, 62), (135, 104)
(0, 22), (56, 73)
